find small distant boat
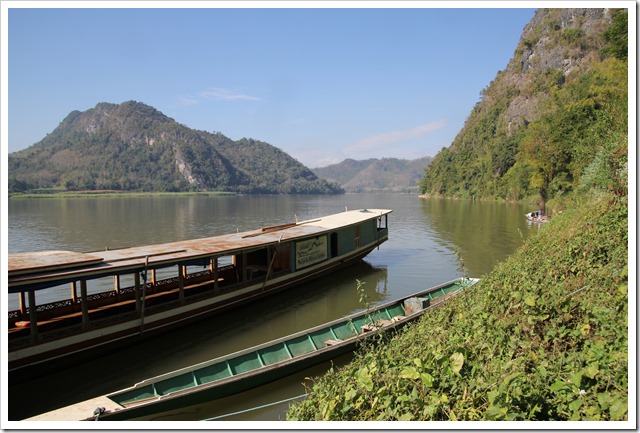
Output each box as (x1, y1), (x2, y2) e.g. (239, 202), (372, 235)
(525, 212), (550, 223)
(27, 277), (479, 421)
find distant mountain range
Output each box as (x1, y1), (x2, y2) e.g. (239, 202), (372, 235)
(8, 101), (343, 194)
(312, 157), (432, 193)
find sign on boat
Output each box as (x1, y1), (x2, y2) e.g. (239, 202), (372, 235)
(8, 208), (392, 379)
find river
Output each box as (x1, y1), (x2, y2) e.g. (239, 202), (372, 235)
(7, 193), (542, 422)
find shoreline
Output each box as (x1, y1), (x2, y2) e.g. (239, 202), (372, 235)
(8, 190), (236, 199)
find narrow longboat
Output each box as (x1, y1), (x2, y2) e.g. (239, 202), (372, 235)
(8, 209), (392, 379)
(26, 277), (479, 421)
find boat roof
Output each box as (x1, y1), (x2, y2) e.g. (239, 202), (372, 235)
(8, 208), (392, 292)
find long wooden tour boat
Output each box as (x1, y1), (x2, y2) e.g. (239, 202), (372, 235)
(8, 209), (392, 379)
(27, 277), (479, 421)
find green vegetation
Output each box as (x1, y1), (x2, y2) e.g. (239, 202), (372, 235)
(419, 9), (628, 204)
(287, 8), (629, 422)
(287, 187), (628, 421)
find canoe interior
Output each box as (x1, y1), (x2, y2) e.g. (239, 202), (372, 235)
(110, 278), (474, 407)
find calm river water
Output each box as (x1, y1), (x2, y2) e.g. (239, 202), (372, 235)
(7, 193), (541, 422)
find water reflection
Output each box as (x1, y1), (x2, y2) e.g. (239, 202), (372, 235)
(420, 198), (535, 277)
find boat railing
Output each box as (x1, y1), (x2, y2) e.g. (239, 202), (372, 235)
(8, 265), (238, 328)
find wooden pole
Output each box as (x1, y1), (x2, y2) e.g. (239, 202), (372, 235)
(241, 252), (247, 282)
(19, 291), (26, 317)
(70, 281), (78, 310)
(140, 256), (149, 334)
(28, 290), (38, 344)
(80, 280), (90, 330)
(113, 275), (120, 296)
(135, 271), (141, 316)
(213, 257), (219, 291)
(178, 264), (185, 303)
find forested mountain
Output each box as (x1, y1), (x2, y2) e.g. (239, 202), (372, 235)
(313, 157), (432, 192)
(420, 8), (628, 203)
(8, 101), (343, 194)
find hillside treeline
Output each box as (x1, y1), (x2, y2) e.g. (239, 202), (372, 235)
(419, 9), (627, 203)
(8, 101), (343, 195)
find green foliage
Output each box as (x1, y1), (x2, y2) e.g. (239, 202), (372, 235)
(419, 9), (628, 203)
(355, 279), (370, 313)
(287, 190), (628, 421)
(601, 9), (628, 61)
(520, 57), (627, 201)
(561, 28), (584, 46)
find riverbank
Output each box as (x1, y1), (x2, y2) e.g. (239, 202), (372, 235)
(8, 190), (235, 199)
(287, 189), (629, 421)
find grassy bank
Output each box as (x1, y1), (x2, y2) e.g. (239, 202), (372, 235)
(287, 190), (628, 421)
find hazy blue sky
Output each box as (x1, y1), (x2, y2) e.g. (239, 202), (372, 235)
(5, 4), (536, 167)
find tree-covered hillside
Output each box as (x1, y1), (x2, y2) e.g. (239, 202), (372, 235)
(8, 101), (343, 195)
(419, 8), (627, 204)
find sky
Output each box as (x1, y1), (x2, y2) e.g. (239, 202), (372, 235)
(2, 2), (540, 168)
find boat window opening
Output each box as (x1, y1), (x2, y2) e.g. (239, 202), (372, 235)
(330, 233), (338, 258)
(214, 255), (238, 287)
(245, 248), (269, 280)
(377, 215), (388, 230)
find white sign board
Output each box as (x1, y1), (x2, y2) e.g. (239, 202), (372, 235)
(295, 236), (328, 269)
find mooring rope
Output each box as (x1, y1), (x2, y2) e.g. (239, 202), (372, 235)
(203, 393), (308, 421)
